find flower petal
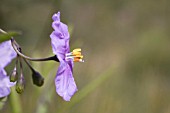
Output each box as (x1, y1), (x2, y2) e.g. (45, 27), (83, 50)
(55, 61), (77, 101)
(67, 60), (74, 72)
(50, 31), (67, 59)
(0, 67), (7, 79)
(0, 68), (16, 98)
(0, 40), (17, 68)
(0, 40), (16, 98)
(2, 76), (16, 87)
(52, 12), (69, 39)
(52, 12), (60, 22)
(0, 87), (11, 98)
(50, 12), (70, 60)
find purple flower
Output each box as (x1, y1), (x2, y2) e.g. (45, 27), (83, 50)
(0, 40), (17, 98)
(50, 12), (84, 101)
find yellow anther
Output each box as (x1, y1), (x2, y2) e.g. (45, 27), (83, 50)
(78, 55), (83, 59)
(73, 55), (83, 62)
(74, 58), (80, 62)
(66, 48), (84, 62)
(74, 58), (84, 62)
(73, 48), (81, 53)
(73, 51), (81, 56)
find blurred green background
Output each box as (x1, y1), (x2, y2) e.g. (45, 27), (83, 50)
(1, 0), (170, 113)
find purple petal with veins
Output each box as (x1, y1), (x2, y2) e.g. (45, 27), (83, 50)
(50, 12), (77, 101)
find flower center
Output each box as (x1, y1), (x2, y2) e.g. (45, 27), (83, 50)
(66, 48), (84, 62)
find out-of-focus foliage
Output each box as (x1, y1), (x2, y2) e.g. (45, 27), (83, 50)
(0, 0), (170, 113)
(0, 97), (7, 110)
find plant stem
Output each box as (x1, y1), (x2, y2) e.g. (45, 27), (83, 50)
(11, 38), (59, 62)
(0, 28), (59, 62)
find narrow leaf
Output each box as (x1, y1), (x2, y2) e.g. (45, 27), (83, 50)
(0, 31), (21, 43)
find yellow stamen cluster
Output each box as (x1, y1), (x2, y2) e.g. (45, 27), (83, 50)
(66, 48), (84, 62)
(72, 48), (84, 62)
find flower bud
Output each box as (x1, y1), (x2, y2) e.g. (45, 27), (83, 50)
(16, 75), (25, 94)
(10, 67), (18, 82)
(32, 71), (44, 87)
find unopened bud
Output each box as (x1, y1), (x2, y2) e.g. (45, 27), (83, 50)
(32, 71), (44, 87)
(10, 67), (18, 82)
(16, 75), (25, 94)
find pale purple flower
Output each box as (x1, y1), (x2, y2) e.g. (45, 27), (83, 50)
(0, 40), (16, 98)
(50, 12), (83, 101)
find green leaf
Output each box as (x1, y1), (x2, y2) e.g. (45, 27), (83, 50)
(0, 31), (21, 43)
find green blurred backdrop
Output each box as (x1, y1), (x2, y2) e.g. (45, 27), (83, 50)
(1, 0), (170, 113)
